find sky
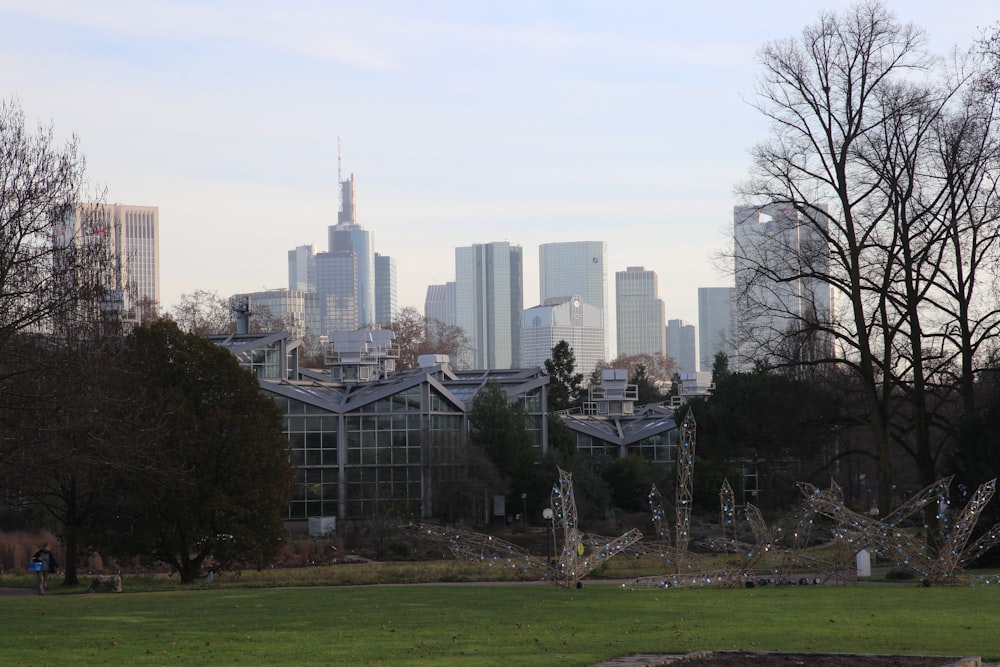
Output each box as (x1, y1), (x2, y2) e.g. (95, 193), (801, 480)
(2, 1), (995, 344)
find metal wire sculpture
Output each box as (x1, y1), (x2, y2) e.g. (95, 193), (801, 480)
(799, 477), (1000, 584)
(720, 479), (736, 543)
(403, 467), (642, 588)
(674, 411), (696, 567)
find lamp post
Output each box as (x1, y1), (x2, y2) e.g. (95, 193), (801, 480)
(542, 507), (555, 565)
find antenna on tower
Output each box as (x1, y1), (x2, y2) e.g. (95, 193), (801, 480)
(337, 137), (343, 215)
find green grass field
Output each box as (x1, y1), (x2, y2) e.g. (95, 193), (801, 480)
(2, 576), (999, 665)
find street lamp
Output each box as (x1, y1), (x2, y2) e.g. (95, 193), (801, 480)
(542, 507), (555, 565)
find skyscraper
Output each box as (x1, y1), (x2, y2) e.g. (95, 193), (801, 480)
(60, 203), (160, 321)
(289, 163), (383, 337)
(315, 251), (358, 335)
(733, 204), (834, 370)
(455, 242), (523, 369)
(288, 244), (316, 293)
(697, 287), (734, 373)
(231, 288), (321, 344)
(374, 253), (397, 326)
(615, 266), (665, 357)
(327, 171), (375, 327)
(666, 319), (697, 375)
(424, 282), (456, 327)
(522, 296), (604, 377)
(539, 241), (608, 360)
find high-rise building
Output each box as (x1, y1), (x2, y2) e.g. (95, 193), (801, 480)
(59, 203), (160, 322)
(615, 266), (665, 357)
(733, 204), (835, 370)
(539, 241), (608, 360)
(522, 296), (604, 377)
(231, 289), (321, 343)
(455, 242), (523, 369)
(293, 166), (377, 336)
(288, 244), (316, 293)
(374, 253), (397, 326)
(697, 287), (734, 373)
(327, 173), (375, 327)
(315, 251), (358, 335)
(666, 319), (697, 375)
(424, 282), (456, 327)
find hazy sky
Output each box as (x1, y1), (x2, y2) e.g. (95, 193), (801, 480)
(2, 1), (994, 334)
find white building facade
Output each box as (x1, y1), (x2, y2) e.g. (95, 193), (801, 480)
(539, 241), (609, 361)
(615, 266), (666, 358)
(522, 296), (604, 377)
(60, 203), (160, 321)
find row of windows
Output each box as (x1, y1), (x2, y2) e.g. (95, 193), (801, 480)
(574, 432), (677, 464)
(288, 468), (338, 519)
(346, 413), (421, 433)
(287, 416), (340, 433)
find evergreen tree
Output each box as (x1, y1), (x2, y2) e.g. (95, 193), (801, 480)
(468, 381), (538, 490)
(544, 340), (584, 411)
(630, 364), (664, 405)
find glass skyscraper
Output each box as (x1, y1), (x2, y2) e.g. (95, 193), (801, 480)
(538, 241), (608, 361)
(455, 241), (523, 369)
(615, 266), (666, 357)
(697, 286), (734, 373)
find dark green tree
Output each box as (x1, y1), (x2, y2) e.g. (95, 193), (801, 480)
(601, 454), (661, 512)
(544, 340), (584, 412)
(630, 364), (664, 405)
(711, 352), (730, 383)
(948, 367), (1000, 559)
(468, 381), (538, 491)
(96, 320), (294, 583)
(688, 368), (839, 511)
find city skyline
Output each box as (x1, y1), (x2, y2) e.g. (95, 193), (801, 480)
(2, 2), (989, 327)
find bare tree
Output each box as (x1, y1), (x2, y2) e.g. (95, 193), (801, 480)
(594, 352), (676, 387)
(0, 98), (91, 347)
(164, 289), (233, 335)
(390, 306), (471, 370)
(0, 98), (115, 468)
(733, 3), (1000, 514)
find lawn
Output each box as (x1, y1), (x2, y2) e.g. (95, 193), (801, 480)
(2, 580), (999, 665)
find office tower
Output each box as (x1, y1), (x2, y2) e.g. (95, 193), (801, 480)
(455, 242), (523, 369)
(425, 282), (456, 327)
(522, 296), (604, 377)
(374, 253), (397, 326)
(666, 319), (697, 375)
(698, 287), (734, 373)
(539, 241), (608, 360)
(315, 251), (358, 335)
(60, 203), (160, 322)
(288, 244), (316, 292)
(302, 166), (375, 335)
(615, 266), (665, 357)
(231, 289), (320, 343)
(733, 204), (835, 370)
(327, 219), (373, 326)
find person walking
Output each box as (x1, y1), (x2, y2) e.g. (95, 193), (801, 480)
(32, 543), (58, 595)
